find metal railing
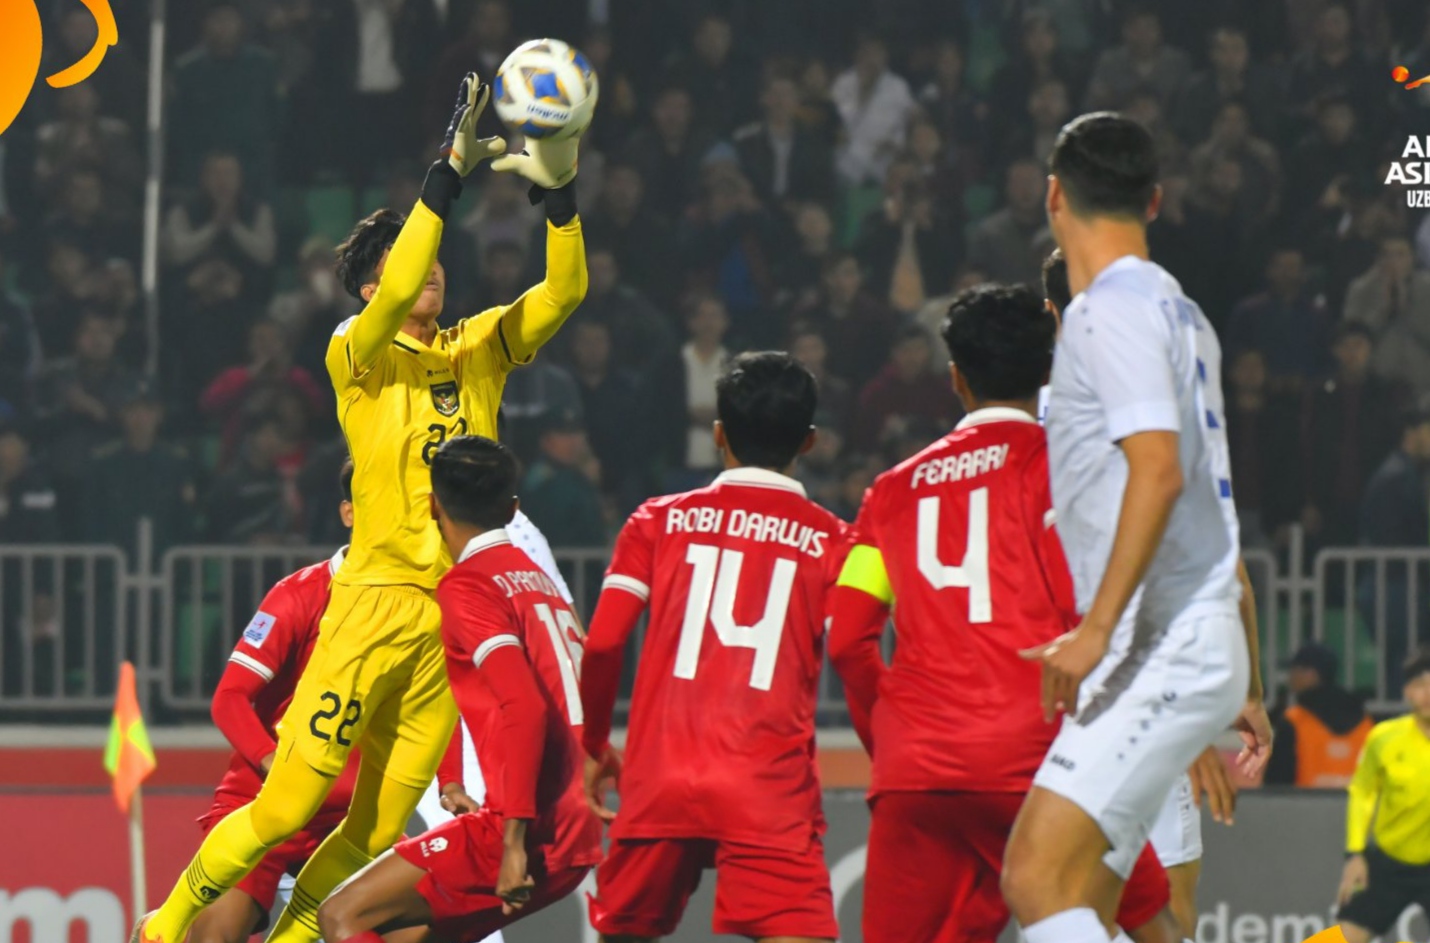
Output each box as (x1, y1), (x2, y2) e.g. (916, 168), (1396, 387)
(0, 521), (1424, 720)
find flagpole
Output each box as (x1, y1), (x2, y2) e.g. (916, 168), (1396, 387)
(130, 785), (148, 919)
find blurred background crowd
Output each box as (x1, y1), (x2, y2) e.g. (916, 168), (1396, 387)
(1, 0), (1429, 568)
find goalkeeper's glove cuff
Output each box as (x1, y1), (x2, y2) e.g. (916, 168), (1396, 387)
(420, 161), (464, 220)
(529, 182), (578, 227)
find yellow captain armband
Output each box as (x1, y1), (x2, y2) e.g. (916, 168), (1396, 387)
(837, 545), (894, 604)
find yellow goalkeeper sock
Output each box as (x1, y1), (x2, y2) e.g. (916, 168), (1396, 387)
(144, 805), (273, 943)
(265, 831), (375, 942)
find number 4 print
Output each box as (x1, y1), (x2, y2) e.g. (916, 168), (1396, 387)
(675, 544), (797, 691)
(918, 488), (992, 623)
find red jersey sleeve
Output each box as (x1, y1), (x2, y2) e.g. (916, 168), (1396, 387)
(1022, 445), (1078, 630)
(227, 579), (314, 684)
(211, 661), (277, 768)
(828, 488), (890, 753)
(602, 500), (660, 603)
(436, 576), (525, 668)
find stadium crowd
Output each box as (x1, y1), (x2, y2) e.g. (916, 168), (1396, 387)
(1, 0), (1428, 567)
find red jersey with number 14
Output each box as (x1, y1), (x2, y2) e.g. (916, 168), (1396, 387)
(436, 530), (603, 871)
(602, 468), (849, 851)
(851, 408), (1077, 797)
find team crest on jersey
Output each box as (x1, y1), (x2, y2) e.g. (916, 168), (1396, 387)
(431, 381), (460, 417)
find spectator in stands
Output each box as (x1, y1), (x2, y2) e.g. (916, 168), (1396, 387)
(82, 384), (195, 561)
(773, 201), (836, 314)
(0, 423), (59, 694)
(967, 158), (1049, 288)
(789, 325), (852, 436)
(582, 162), (679, 307)
(831, 34), (917, 186)
(576, 247), (674, 375)
(1181, 155), (1259, 332)
(622, 87), (717, 223)
(795, 57), (842, 147)
(989, 11), (1084, 144)
(662, 13), (756, 136)
(1303, 323), (1404, 551)
(34, 312), (142, 531)
(424, 0), (513, 134)
(1357, 408), (1430, 689)
(34, 85), (143, 203)
(42, 169), (132, 264)
(733, 73), (835, 210)
(652, 292), (731, 482)
(44, 3), (146, 127)
(1173, 25), (1283, 146)
(917, 39), (984, 160)
(170, 3), (280, 191)
(1266, 643), (1371, 788)
(566, 319), (648, 514)
(905, 117), (964, 221)
(1083, 5), (1191, 113)
(0, 247), (40, 417)
(1188, 100), (1282, 227)
(268, 238), (358, 382)
(0, 424), (58, 545)
(854, 164), (961, 317)
(995, 77), (1071, 177)
(1345, 236), (1430, 398)
(521, 408), (607, 549)
(1287, 2), (1387, 136)
(1223, 348), (1301, 549)
(204, 414), (294, 544)
(29, 240), (98, 356)
(1225, 246), (1328, 391)
(792, 250), (898, 388)
(1285, 95), (1372, 220)
(460, 167), (541, 271)
(471, 240), (528, 312)
(200, 319), (326, 468)
(851, 325), (960, 454)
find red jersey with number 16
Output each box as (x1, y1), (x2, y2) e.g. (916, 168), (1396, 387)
(850, 408), (1078, 797)
(436, 530), (603, 871)
(600, 468), (850, 852)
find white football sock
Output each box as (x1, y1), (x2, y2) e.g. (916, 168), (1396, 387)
(1023, 908), (1112, 943)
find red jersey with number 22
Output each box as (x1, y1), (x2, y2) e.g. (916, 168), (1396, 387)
(602, 468), (850, 851)
(851, 409), (1077, 797)
(436, 531), (603, 871)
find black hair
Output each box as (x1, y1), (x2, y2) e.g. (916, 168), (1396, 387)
(1049, 112), (1159, 220)
(716, 351), (818, 470)
(430, 435), (520, 530)
(941, 283), (1056, 402)
(1404, 648), (1430, 685)
(1041, 248), (1071, 314)
(335, 208), (405, 300)
(338, 458), (354, 503)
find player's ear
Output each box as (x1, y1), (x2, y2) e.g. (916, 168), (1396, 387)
(950, 362), (973, 412)
(798, 426), (817, 457)
(361, 281), (378, 303)
(339, 500), (354, 529)
(712, 420), (727, 454)
(429, 492), (441, 523)
(1046, 175), (1061, 218)
(1145, 183), (1164, 223)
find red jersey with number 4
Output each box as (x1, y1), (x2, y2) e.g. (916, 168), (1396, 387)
(210, 551), (358, 819)
(436, 531), (603, 871)
(601, 468), (850, 851)
(852, 409), (1078, 797)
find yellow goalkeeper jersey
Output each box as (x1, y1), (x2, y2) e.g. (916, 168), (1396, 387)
(326, 199), (586, 589)
(1346, 714), (1430, 864)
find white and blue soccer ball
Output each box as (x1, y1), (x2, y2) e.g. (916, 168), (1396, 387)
(492, 39), (599, 140)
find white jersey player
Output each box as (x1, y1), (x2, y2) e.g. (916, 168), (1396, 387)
(1004, 113), (1271, 943)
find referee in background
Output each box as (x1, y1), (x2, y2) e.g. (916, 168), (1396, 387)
(1337, 649), (1430, 943)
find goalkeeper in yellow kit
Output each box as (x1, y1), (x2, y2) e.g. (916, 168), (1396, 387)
(135, 74), (588, 943)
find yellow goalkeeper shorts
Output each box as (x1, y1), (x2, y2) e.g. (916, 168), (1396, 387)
(278, 582), (456, 788)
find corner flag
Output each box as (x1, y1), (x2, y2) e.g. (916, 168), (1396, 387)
(105, 661), (156, 813)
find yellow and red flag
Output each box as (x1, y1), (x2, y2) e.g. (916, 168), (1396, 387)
(104, 661), (156, 814)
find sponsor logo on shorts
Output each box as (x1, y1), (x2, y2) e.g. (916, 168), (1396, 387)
(1049, 754), (1075, 771)
(242, 611), (276, 648)
(421, 836), (449, 856)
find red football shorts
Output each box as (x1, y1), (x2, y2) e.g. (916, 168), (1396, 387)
(198, 803), (337, 915)
(393, 810), (589, 941)
(863, 792), (1170, 943)
(589, 836), (839, 940)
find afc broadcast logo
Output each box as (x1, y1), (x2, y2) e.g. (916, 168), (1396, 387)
(1386, 65), (1430, 206)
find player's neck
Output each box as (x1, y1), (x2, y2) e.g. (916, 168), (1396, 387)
(1061, 219), (1150, 297)
(965, 397), (1038, 419)
(722, 458), (797, 479)
(442, 523), (492, 561)
(400, 317), (440, 347)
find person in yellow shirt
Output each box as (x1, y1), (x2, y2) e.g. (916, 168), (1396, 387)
(1336, 649), (1430, 943)
(135, 74), (589, 943)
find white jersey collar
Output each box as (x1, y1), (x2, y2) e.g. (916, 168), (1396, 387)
(328, 546), (348, 575)
(955, 407), (1039, 431)
(458, 528), (511, 564)
(714, 467), (807, 497)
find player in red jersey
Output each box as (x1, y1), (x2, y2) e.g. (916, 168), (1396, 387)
(828, 285), (1179, 943)
(580, 351), (846, 943)
(190, 461), (360, 943)
(316, 434), (602, 943)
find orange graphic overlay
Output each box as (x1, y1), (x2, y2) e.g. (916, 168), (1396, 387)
(1392, 65), (1430, 90)
(46, 0), (117, 88)
(0, 0), (44, 136)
